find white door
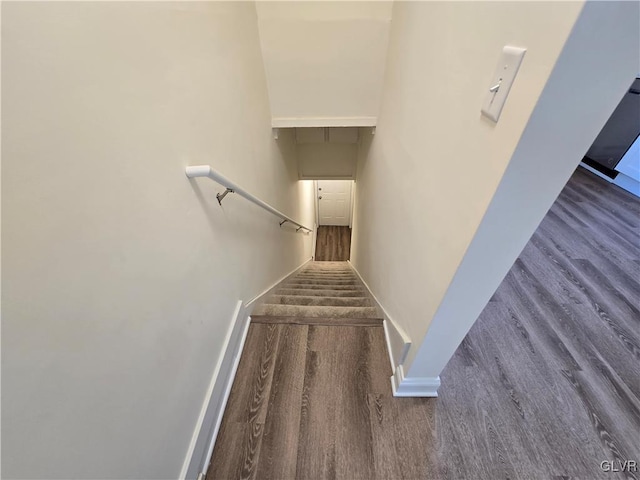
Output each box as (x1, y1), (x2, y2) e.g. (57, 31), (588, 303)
(317, 180), (352, 226)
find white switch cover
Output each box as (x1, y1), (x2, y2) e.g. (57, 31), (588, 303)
(481, 46), (527, 122)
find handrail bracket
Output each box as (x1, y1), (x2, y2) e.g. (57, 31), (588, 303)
(216, 188), (234, 205)
(185, 165), (312, 233)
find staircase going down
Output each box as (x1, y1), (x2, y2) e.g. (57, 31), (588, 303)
(251, 261), (383, 326)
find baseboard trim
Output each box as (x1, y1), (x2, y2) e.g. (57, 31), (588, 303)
(382, 320), (397, 375)
(198, 310), (251, 477)
(180, 300), (247, 480)
(391, 365), (440, 398)
(579, 164), (640, 198)
(180, 257), (313, 480)
(613, 171), (640, 197)
(579, 162), (614, 182)
(347, 261), (411, 374)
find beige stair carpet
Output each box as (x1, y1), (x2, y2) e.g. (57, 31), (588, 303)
(251, 261), (382, 326)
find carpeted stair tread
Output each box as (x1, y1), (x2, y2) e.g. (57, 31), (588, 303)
(250, 316), (382, 326)
(298, 273), (353, 277)
(284, 279), (360, 286)
(296, 272), (356, 275)
(294, 275), (357, 280)
(283, 283), (366, 291)
(275, 288), (367, 297)
(251, 261), (381, 325)
(299, 273), (353, 276)
(267, 295), (372, 307)
(251, 304), (380, 319)
(297, 274), (354, 278)
(302, 268), (353, 271)
(301, 271), (352, 274)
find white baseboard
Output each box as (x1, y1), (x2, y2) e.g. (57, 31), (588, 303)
(381, 320), (395, 374)
(347, 260), (411, 374)
(578, 163), (640, 198)
(614, 171), (640, 197)
(180, 257), (313, 480)
(391, 365), (440, 398)
(578, 163), (613, 182)
(197, 309), (251, 477)
(180, 300), (247, 480)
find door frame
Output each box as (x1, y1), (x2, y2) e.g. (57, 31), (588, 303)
(314, 180), (320, 227)
(349, 180), (355, 229)
(315, 179), (354, 227)
(312, 180), (319, 260)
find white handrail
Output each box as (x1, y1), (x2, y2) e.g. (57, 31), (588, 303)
(185, 165), (312, 233)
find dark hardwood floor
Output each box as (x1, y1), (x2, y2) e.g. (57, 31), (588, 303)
(315, 226), (351, 261)
(207, 167), (640, 480)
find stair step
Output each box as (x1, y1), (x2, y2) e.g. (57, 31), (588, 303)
(251, 315), (383, 327)
(283, 283), (365, 290)
(288, 279), (360, 286)
(302, 265), (353, 273)
(275, 288), (367, 297)
(249, 262), (379, 325)
(293, 278), (357, 283)
(267, 295), (372, 307)
(298, 270), (352, 274)
(295, 273), (358, 280)
(299, 269), (354, 273)
(300, 272), (354, 276)
(251, 304), (380, 319)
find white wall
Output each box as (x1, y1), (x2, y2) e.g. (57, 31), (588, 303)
(256, 1), (392, 127)
(351, 1), (639, 386)
(614, 135), (640, 196)
(1, 3), (313, 479)
(617, 136), (640, 181)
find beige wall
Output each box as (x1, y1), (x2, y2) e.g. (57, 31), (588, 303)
(1, 2), (313, 478)
(352, 1), (639, 380)
(352, 1), (583, 361)
(405, 1), (640, 381)
(256, 1), (392, 127)
(298, 143), (358, 179)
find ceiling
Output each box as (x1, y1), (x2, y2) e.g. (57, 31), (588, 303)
(256, 2), (393, 128)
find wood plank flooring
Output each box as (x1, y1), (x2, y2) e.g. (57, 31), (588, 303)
(207, 167), (640, 480)
(315, 226), (351, 261)
(209, 325), (391, 480)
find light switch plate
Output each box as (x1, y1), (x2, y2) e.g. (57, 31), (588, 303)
(481, 46), (527, 122)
